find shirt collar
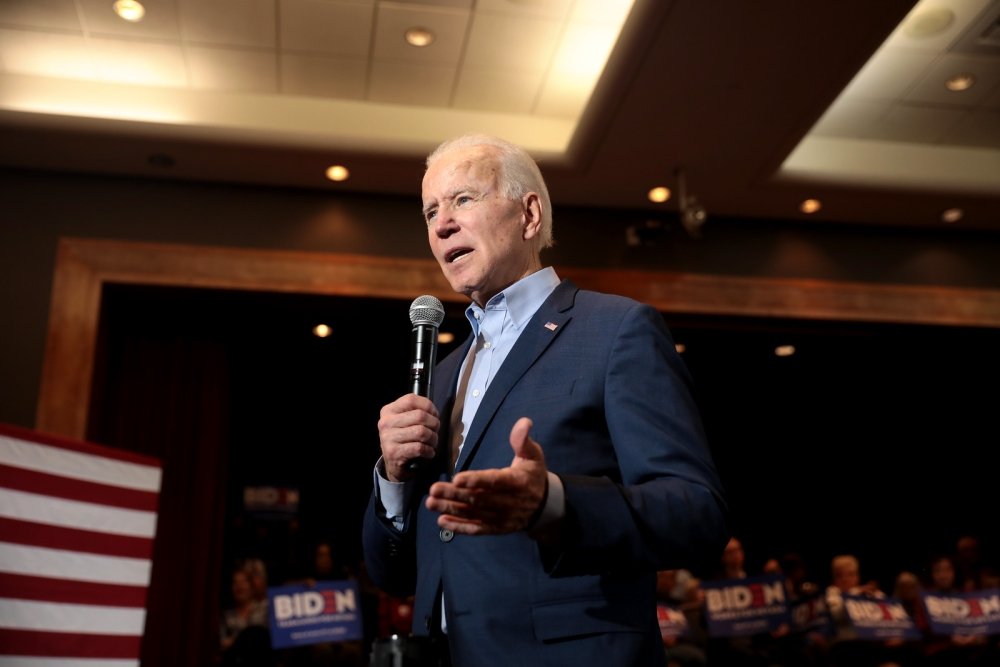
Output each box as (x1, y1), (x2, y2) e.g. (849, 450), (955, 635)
(465, 266), (560, 332)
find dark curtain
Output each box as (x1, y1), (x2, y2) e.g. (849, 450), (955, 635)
(89, 328), (231, 667)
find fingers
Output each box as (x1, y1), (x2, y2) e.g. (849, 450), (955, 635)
(509, 417), (533, 447)
(424, 417), (547, 534)
(427, 468), (544, 535)
(379, 394), (439, 480)
(509, 417), (545, 470)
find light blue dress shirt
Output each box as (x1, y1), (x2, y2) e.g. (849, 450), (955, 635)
(375, 266), (564, 527)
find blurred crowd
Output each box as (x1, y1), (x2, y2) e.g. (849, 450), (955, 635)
(215, 524), (998, 667)
(657, 534), (999, 667)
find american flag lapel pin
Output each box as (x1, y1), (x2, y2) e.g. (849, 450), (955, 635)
(544, 322), (558, 331)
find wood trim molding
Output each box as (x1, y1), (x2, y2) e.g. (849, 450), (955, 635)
(37, 237), (1000, 439)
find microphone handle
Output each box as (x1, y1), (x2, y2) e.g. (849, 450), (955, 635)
(407, 324), (438, 472)
(409, 324), (437, 396)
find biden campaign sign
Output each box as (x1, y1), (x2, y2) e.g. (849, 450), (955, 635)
(702, 574), (789, 637)
(268, 580), (363, 649)
(842, 593), (920, 641)
(920, 588), (1000, 637)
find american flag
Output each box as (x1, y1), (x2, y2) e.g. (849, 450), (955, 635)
(0, 422), (161, 666)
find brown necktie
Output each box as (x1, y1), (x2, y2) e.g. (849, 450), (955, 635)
(449, 336), (479, 471)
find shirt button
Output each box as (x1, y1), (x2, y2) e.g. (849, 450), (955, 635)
(439, 529), (454, 542)
(472, 389), (480, 398)
(483, 341), (491, 349)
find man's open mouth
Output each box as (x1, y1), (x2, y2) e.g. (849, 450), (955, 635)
(446, 248), (472, 263)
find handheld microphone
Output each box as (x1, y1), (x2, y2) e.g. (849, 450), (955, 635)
(407, 295), (445, 471)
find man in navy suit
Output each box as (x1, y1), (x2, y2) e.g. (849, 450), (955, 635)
(364, 134), (729, 666)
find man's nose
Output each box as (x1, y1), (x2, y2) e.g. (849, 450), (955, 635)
(432, 207), (458, 237)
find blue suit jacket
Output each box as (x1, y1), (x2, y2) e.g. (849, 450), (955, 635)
(364, 280), (729, 666)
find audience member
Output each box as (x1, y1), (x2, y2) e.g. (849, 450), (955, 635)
(219, 566), (271, 667)
(824, 553), (894, 667)
(885, 570), (926, 667)
(771, 552), (830, 667)
(280, 539), (363, 667)
(656, 569), (708, 667)
(243, 556), (269, 604)
(920, 553), (993, 666)
(955, 534), (985, 592)
(704, 537), (784, 667)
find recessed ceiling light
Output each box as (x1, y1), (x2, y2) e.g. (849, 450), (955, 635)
(941, 208), (964, 223)
(325, 165), (349, 182)
(647, 186), (671, 203)
(113, 0), (145, 22)
(800, 198), (822, 214)
(902, 7), (954, 38)
(674, 343), (686, 354)
(774, 344), (796, 357)
(438, 331), (455, 344)
(405, 27), (435, 47)
(945, 73), (975, 92)
(312, 324), (332, 338)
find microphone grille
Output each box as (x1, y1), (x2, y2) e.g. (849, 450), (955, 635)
(409, 295), (445, 327)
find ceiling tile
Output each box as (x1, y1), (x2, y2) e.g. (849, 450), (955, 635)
(280, 0), (374, 57)
(475, 0), (572, 20)
(384, 0), (471, 8)
(79, 0), (181, 40)
(570, 0), (635, 23)
(89, 37), (187, 86)
(942, 0), (1000, 56)
(810, 99), (889, 140)
(187, 46), (277, 93)
(0, 29), (94, 79)
(452, 66), (543, 113)
(367, 59), (455, 105)
(281, 53), (367, 99)
(179, 0), (276, 48)
(0, 0), (81, 32)
(373, 4), (469, 64)
(839, 49), (938, 102)
(879, 103), (966, 143)
(533, 73), (589, 118)
(983, 80), (1000, 109)
(938, 109), (1000, 148)
(463, 12), (560, 71)
(549, 22), (619, 78)
(903, 53), (1000, 106)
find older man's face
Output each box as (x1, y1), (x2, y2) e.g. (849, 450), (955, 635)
(422, 145), (540, 306)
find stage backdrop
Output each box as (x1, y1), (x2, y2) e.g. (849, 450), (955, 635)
(0, 422), (162, 665)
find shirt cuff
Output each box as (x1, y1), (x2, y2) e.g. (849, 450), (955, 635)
(373, 457), (414, 531)
(529, 471), (565, 534)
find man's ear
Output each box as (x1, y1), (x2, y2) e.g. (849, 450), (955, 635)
(521, 192), (542, 240)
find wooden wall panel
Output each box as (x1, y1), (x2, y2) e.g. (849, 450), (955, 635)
(37, 237), (1000, 439)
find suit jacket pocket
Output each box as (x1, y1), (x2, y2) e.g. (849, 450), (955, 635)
(531, 596), (646, 642)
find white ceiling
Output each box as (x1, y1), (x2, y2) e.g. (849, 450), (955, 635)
(1, 0), (999, 232)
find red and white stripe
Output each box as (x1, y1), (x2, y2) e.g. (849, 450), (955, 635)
(0, 423), (161, 666)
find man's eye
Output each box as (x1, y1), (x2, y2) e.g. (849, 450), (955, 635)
(456, 195), (472, 205)
(424, 210), (437, 224)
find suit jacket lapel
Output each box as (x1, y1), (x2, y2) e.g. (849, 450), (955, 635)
(454, 280), (578, 471)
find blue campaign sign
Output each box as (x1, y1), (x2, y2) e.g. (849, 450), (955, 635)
(921, 588), (1000, 637)
(842, 593), (920, 641)
(268, 580), (363, 649)
(789, 591), (833, 636)
(702, 574), (790, 637)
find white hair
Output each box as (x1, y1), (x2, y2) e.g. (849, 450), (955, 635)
(426, 133), (554, 249)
